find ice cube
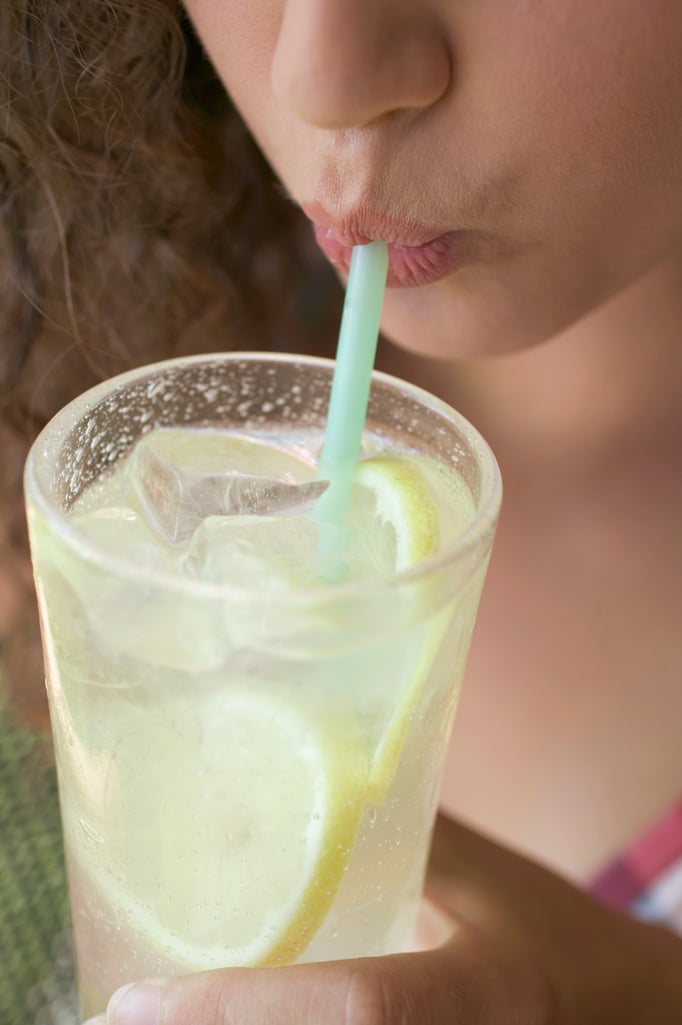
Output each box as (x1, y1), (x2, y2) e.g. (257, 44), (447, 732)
(68, 506), (227, 670)
(73, 506), (169, 570)
(183, 514), (328, 589)
(130, 442), (329, 544)
(183, 511), (376, 593)
(179, 513), (397, 657)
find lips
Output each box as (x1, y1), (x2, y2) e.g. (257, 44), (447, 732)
(304, 205), (468, 288)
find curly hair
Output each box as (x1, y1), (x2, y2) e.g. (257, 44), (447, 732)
(0, 0), (341, 723)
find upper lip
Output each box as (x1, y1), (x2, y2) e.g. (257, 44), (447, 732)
(301, 201), (450, 248)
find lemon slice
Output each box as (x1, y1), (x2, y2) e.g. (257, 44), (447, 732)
(355, 456), (440, 570)
(353, 456), (459, 803)
(77, 690), (368, 969)
(366, 603), (453, 803)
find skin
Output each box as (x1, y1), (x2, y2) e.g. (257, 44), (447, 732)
(86, 817), (682, 1024)
(182, 0), (682, 359)
(85, 1), (682, 1021)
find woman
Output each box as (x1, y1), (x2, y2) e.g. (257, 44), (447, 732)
(2, 2), (681, 1022)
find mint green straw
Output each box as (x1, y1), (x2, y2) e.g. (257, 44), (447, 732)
(313, 241), (389, 559)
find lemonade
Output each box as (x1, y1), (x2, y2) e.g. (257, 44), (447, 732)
(24, 354), (500, 1018)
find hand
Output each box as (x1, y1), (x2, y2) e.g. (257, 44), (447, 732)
(85, 814), (682, 1025)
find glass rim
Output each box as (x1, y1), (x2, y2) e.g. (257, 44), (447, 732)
(24, 351), (502, 606)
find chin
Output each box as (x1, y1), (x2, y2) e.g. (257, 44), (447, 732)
(377, 252), (635, 362)
(378, 285), (560, 362)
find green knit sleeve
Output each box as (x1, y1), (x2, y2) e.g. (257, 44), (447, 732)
(0, 701), (72, 1024)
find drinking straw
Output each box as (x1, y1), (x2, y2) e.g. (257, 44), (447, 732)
(313, 241), (389, 570)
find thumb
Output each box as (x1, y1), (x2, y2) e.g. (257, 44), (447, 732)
(84, 924), (549, 1025)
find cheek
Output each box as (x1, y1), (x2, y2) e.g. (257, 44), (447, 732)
(453, 0), (682, 220)
(378, 232), (637, 362)
(183, 1), (280, 149)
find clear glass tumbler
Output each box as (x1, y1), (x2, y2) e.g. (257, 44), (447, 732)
(24, 353), (501, 1017)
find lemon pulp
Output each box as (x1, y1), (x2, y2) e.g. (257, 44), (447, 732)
(71, 691), (368, 969)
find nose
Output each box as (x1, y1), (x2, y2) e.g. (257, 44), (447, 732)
(271, 0), (451, 129)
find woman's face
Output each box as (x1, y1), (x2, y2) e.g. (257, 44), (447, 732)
(183, 0), (682, 358)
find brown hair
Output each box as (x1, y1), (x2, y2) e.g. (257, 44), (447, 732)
(0, 0), (341, 724)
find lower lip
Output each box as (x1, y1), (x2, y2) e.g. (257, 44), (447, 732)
(312, 226), (467, 288)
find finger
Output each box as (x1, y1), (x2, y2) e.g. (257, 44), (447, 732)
(425, 812), (682, 1021)
(425, 811), (618, 1015)
(426, 812), (607, 952)
(86, 924), (550, 1025)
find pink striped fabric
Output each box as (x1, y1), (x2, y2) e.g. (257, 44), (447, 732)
(590, 800), (682, 934)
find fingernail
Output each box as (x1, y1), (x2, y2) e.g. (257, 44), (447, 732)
(106, 981), (163, 1025)
(83, 1017), (106, 1025)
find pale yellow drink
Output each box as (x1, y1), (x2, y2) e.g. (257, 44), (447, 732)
(24, 354), (500, 1018)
